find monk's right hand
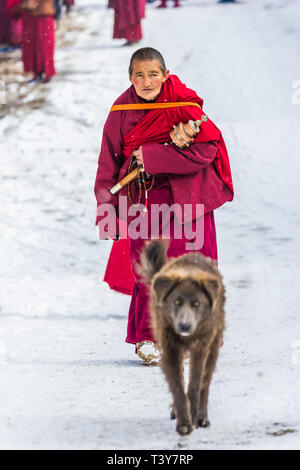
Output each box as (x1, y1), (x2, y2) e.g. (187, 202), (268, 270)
(132, 146), (144, 166)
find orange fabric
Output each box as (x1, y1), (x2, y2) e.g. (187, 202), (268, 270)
(110, 101), (202, 112)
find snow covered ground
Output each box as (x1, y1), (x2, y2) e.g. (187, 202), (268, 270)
(0, 0), (299, 450)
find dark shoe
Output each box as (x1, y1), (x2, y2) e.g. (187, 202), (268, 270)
(122, 40), (140, 47)
(26, 76), (41, 84)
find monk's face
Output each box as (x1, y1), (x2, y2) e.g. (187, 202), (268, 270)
(130, 60), (169, 101)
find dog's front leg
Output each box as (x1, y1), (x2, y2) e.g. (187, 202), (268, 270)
(161, 347), (192, 435)
(187, 348), (208, 427)
(198, 333), (221, 427)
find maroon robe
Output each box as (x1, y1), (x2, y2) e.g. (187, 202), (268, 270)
(125, 183), (218, 344)
(113, 0), (145, 42)
(0, 0), (22, 46)
(9, 18), (22, 46)
(64, 0), (74, 8)
(95, 82), (232, 228)
(0, 0), (10, 43)
(22, 10), (56, 79)
(95, 83), (231, 345)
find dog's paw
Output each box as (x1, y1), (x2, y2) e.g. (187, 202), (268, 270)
(176, 421), (193, 435)
(197, 417), (210, 428)
(170, 408), (176, 420)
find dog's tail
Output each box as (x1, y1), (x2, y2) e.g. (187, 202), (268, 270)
(138, 240), (169, 284)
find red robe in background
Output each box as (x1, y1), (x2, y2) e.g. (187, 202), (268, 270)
(6, 0), (23, 46)
(0, 0), (11, 43)
(1, 0), (21, 45)
(113, 0), (145, 43)
(64, 0), (74, 9)
(22, 12), (56, 79)
(9, 0), (56, 79)
(94, 75), (234, 344)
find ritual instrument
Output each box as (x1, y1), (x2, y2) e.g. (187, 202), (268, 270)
(169, 115), (208, 149)
(110, 115), (208, 196)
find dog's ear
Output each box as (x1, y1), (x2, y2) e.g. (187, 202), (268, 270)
(153, 275), (179, 304)
(201, 277), (220, 309)
(137, 240), (169, 284)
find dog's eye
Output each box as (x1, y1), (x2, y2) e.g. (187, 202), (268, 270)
(175, 297), (183, 305)
(192, 300), (200, 308)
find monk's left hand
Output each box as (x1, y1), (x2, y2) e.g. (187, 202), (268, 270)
(132, 146), (144, 166)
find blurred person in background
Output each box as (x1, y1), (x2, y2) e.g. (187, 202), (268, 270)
(1, 0), (22, 47)
(10, 0), (56, 83)
(54, 0), (73, 21)
(63, 0), (74, 13)
(112, 0), (146, 47)
(157, 0), (180, 8)
(54, 0), (63, 20)
(0, 0), (11, 44)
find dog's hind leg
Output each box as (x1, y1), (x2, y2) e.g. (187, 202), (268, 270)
(198, 333), (221, 427)
(187, 348), (209, 428)
(161, 347), (192, 435)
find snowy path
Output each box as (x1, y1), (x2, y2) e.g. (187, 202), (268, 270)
(0, 0), (299, 450)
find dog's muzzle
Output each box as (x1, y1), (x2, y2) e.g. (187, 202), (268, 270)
(178, 322), (193, 336)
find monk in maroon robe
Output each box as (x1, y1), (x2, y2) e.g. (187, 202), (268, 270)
(94, 48), (233, 364)
(63, 0), (74, 13)
(112, 0), (146, 46)
(157, 0), (180, 8)
(14, 0), (56, 81)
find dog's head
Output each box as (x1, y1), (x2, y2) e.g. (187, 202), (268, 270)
(153, 273), (220, 337)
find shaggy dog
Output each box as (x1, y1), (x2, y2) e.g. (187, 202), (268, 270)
(139, 240), (225, 435)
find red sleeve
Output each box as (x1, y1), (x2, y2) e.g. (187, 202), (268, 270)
(94, 114), (122, 205)
(94, 112), (123, 236)
(142, 140), (218, 175)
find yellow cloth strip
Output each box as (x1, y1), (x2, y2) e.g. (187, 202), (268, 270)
(110, 101), (202, 112)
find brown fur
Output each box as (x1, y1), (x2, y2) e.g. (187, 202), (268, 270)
(139, 240), (225, 435)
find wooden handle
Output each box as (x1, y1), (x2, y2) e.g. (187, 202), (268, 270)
(110, 167), (140, 194)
